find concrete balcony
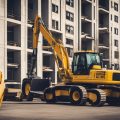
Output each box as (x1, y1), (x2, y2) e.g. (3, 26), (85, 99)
(99, 7), (109, 13)
(99, 44), (109, 49)
(81, 32), (94, 40)
(99, 27), (109, 33)
(43, 66), (53, 72)
(7, 63), (19, 69)
(82, 0), (92, 4)
(81, 16), (92, 23)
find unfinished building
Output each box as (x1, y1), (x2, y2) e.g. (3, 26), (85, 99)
(0, 0), (120, 93)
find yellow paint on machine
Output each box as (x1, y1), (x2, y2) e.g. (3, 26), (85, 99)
(45, 93), (53, 100)
(25, 83), (31, 96)
(55, 90), (69, 96)
(0, 71), (5, 107)
(102, 89), (112, 97)
(72, 70), (120, 85)
(87, 92), (97, 103)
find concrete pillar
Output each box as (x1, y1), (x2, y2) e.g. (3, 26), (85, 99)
(0, 0), (7, 80)
(37, 0), (43, 78)
(21, 0), (27, 83)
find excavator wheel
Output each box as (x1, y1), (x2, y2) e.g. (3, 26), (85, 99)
(44, 87), (56, 103)
(22, 79), (33, 101)
(69, 86), (87, 105)
(87, 89), (106, 107)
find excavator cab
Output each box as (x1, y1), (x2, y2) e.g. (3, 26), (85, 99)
(72, 52), (102, 75)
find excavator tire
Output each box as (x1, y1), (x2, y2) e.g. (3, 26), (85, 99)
(44, 87), (56, 103)
(69, 86), (87, 105)
(22, 79), (33, 101)
(87, 89), (106, 107)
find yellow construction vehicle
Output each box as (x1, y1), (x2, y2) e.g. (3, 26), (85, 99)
(22, 16), (120, 106)
(0, 71), (5, 107)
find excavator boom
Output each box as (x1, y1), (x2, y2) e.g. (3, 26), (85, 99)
(32, 16), (72, 82)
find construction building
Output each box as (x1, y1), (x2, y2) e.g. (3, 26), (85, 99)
(0, 0), (120, 90)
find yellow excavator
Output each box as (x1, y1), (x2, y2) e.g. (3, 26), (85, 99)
(0, 71), (5, 107)
(22, 16), (120, 106)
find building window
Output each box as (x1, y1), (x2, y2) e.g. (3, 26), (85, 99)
(114, 2), (118, 11)
(114, 28), (118, 35)
(114, 15), (118, 23)
(52, 20), (59, 30)
(66, 25), (74, 34)
(111, 14), (112, 20)
(7, 27), (14, 42)
(28, 2), (33, 10)
(66, 0), (74, 7)
(111, 1), (113, 8)
(66, 11), (74, 22)
(114, 64), (119, 70)
(114, 40), (118, 47)
(114, 51), (119, 59)
(111, 27), (112, 31)
(94, 6), (95, 20)
(66, 38), (73, 45)
(52, 4), (58, 13)
(66, 47), (73, 57)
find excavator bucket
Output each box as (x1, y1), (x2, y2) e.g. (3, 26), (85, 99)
(0, 72), (5, 107)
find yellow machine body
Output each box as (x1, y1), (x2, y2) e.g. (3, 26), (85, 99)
(73, 69), (120, 85)
(0, 71), (5, 107)
(23, 16), (120, 106)
(71, 51), (120, 85)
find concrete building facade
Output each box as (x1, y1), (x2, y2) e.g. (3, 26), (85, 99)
(0, 0), (120, 89)
(0, 0), (42, 89)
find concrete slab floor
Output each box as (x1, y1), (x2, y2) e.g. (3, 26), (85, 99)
(0, 101), (120, 120)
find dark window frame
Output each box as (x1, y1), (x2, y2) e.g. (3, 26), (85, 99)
(114, 28), (118, 35)
(66, 25), (74, 34)
(114, 51), (119, 59)
(66, 0), (74, 7)
(114, 39), (118, 47)
(52, 20), (59, 30)
(66, 47), (73, 57)
(114, 2), (118, 11)
(114, 15), (118, 23)
(52, 4), (58, 13)
(66, 38), (73, 45)
(66, 11), (74, 22)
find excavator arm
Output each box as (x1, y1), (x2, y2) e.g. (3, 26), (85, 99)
(31, 16), (72, 82)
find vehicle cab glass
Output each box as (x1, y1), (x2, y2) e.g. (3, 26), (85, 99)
(72, 52), (101, 75)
